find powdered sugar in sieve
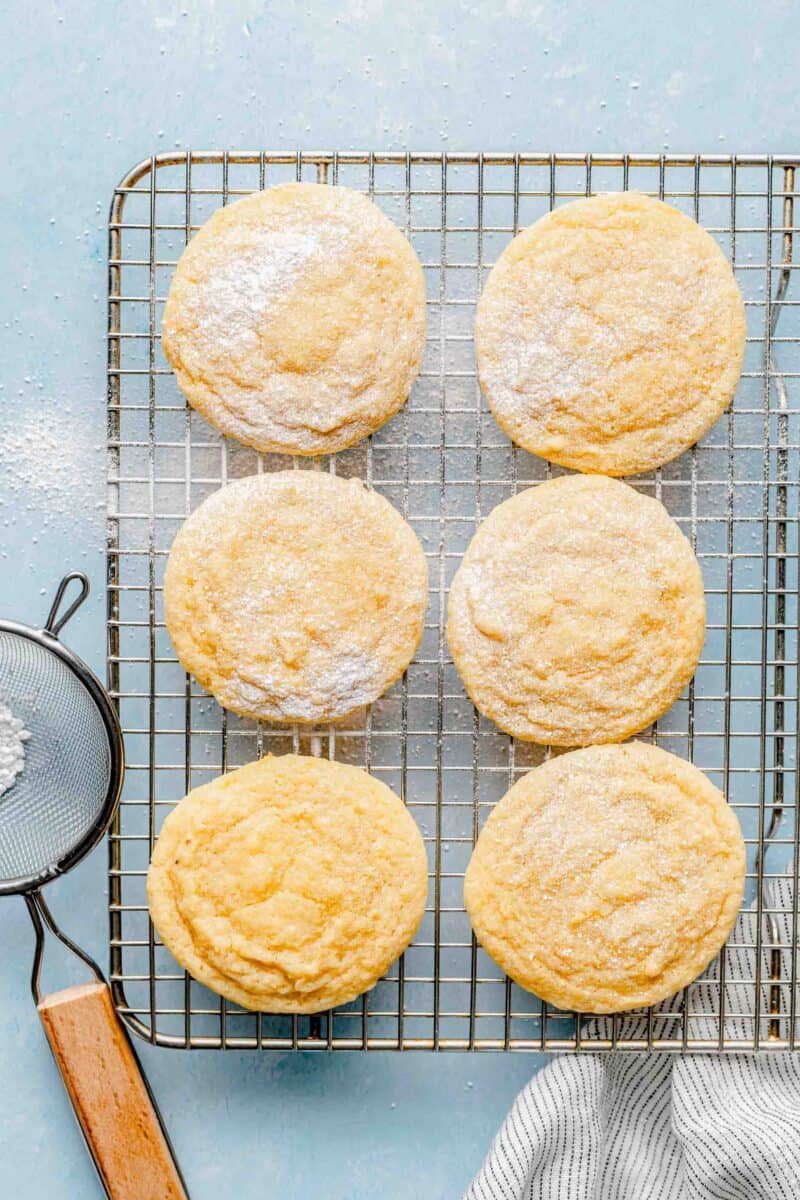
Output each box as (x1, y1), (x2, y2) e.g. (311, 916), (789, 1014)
(0, 701), (30, 797)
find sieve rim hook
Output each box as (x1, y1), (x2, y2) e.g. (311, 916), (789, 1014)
(44, 572), (90, 639)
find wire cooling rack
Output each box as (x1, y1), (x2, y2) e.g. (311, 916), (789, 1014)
(107, 152), (799, 1051)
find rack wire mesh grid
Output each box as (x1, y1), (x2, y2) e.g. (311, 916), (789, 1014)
(107, 152), (799, 1051)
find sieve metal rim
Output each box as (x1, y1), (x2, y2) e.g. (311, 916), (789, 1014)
(0, 615), (124, 897)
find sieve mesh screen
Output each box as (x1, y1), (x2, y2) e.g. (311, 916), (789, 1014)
(0, 631), (111, 885)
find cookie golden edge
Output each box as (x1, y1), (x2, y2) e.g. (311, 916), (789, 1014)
(162, 471), (429, 725)
(475, 192), (747, 476)
(446, 475), (707, 746)
(463, 743), (746, 1014)
(146, 755), (429, 1013)
(448, 621), (706, 749)
(161, 182), (427, 457)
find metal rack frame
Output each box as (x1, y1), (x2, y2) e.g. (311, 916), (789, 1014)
(107, 151), (799, 1051)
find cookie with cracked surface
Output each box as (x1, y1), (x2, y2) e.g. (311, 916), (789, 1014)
(162, 182), (427, 455)
(147, 755), (428, 1013)
(164, 471), (428, 723)
(446, 474), (705, 746)
(464, 742), (745, 1014)
(475, 191), (746, 476)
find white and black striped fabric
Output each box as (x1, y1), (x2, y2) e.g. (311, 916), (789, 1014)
(466, 879), (800, 1200)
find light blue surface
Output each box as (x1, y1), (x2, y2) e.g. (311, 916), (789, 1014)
(0, 2), (797, 1196)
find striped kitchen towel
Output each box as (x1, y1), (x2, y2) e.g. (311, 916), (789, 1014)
(465, 877), (800, 1199)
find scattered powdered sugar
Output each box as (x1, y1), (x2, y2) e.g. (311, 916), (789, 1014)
(306, 650), (386, 716)
(482, 275), (622, 418)
(186, 227), (327, 358)
(227, 650), (385, 723)
(0, 701), (30, 797)
(0, 397), (105, 537)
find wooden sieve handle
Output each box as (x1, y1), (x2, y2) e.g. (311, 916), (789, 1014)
(38, 981), (187, 1200)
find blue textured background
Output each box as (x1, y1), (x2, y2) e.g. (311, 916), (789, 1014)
(0, 3), (797, 1196)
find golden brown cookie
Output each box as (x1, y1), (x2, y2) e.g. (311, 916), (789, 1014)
(147, 755), (429, 1013)
(464, 742), (745, 1013)
(164, 471), (428, 723)
(475, 192), (746, 475)
(446, 474), (705, 745)
(162, 183), (426, 455)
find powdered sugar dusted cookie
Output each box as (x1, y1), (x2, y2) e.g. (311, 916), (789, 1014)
(464, 743), (745, 1013)
(163, 471), (428, 723)
(162, 183), (427, 455)
(446, 474), (705, 746)
(475, 192), (746, 476)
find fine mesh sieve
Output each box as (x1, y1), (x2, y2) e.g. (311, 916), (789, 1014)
(0, 572), (121, 894)
(0, 572), (187, 1200)
(0, 631), (113, 892)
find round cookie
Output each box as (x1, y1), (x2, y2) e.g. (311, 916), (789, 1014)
(446, 474), (705, 745)
(147, 755), (428, 1013)
(164, 471), (428, 723)
(464, 742), (745, 1013)
(475, 192), (746, 476)
(162, 182), (427, 456)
